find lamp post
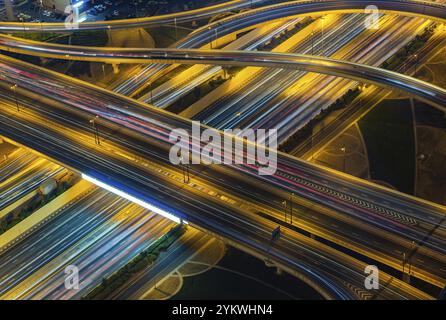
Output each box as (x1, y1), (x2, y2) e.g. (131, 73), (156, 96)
(402, 252), (406, 273)
(321, 16), (325, 56)
(89, 116), (100, 145)
(208, 26), (213, 49)
(10, 84), (19, 112)
(149, 82), (153, 105)
(311, 31), (315, 55)
(179, 156), (190, 183)
(107, 25), (113, 44)
(174, 17), (178, 41)
(414, 54), (419, 74)
(341, 146), (346, 173)
(19, 17), (25, 36)
(214, 28), (218, 48)
(282, 200), (287, 222)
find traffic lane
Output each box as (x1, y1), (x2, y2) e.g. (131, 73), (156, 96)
(0, 150), (37, 181)
(1, 89), (445, 287)
(0, 162), (65, 210)
(27, 213), (172, 300)
(0, 190), (127, 295)
(0, 104), (431, 300)
(112, 229), (211, 300)
(0, 109), (366, 300)
(1, 52), (445, 236)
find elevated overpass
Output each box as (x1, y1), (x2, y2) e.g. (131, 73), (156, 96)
(0, 54), (444, 296)
(0, 58), (434, 300)
(0, 0), (445, 32)
(0, 0), (267, 32)
(0, 36), (445, 111)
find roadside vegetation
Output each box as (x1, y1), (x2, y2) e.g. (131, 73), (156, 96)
(0, 173), (79, 235)
(82, 224), (186, 300)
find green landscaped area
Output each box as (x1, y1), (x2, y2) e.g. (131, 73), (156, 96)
(83, 225), (185, 300)
(359, 98), (416, 195)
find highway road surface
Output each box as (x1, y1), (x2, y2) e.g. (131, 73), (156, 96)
(0, 56), (441, 298)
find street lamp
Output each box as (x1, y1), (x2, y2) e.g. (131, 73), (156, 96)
(414, 54), (419, 73)
(208, 26), (213, 49)
(174, 17), (178, 41)
(311, 31), (315, 55)
(10, 84), (19, 112)
(19, 17), (25, 35)
(402, 252), (407, 274)
(282, 200), (287, 222)
(148, 82), (153, 105)
(214, 28), (218, 48)
(107, 25), (113, 44)
(89, 116), (100, 145)
(207, 27), (218, 49)
(341, 146), (346, 173)
(320, 16), (325, 56)
(179, 156), (190, 183)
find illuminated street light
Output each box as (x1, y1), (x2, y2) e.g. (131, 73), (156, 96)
(179, 155), (190, 183)
(414, 54), (419, 73)
(341, 146), (346, 173)
(282, 200), (287, 222)
(89, 115), (100, 145)
(10, 84), (19, 112)
(321, 16), (325, 56)
(174, 17), (178, 41)
(311, 31), (315, 55)
(148, 82), (153, 105)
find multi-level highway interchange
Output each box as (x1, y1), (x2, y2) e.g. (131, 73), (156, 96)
(0, 0), (446, 300)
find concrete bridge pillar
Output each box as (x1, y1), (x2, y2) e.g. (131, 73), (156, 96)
(112, 64), (120, 74)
